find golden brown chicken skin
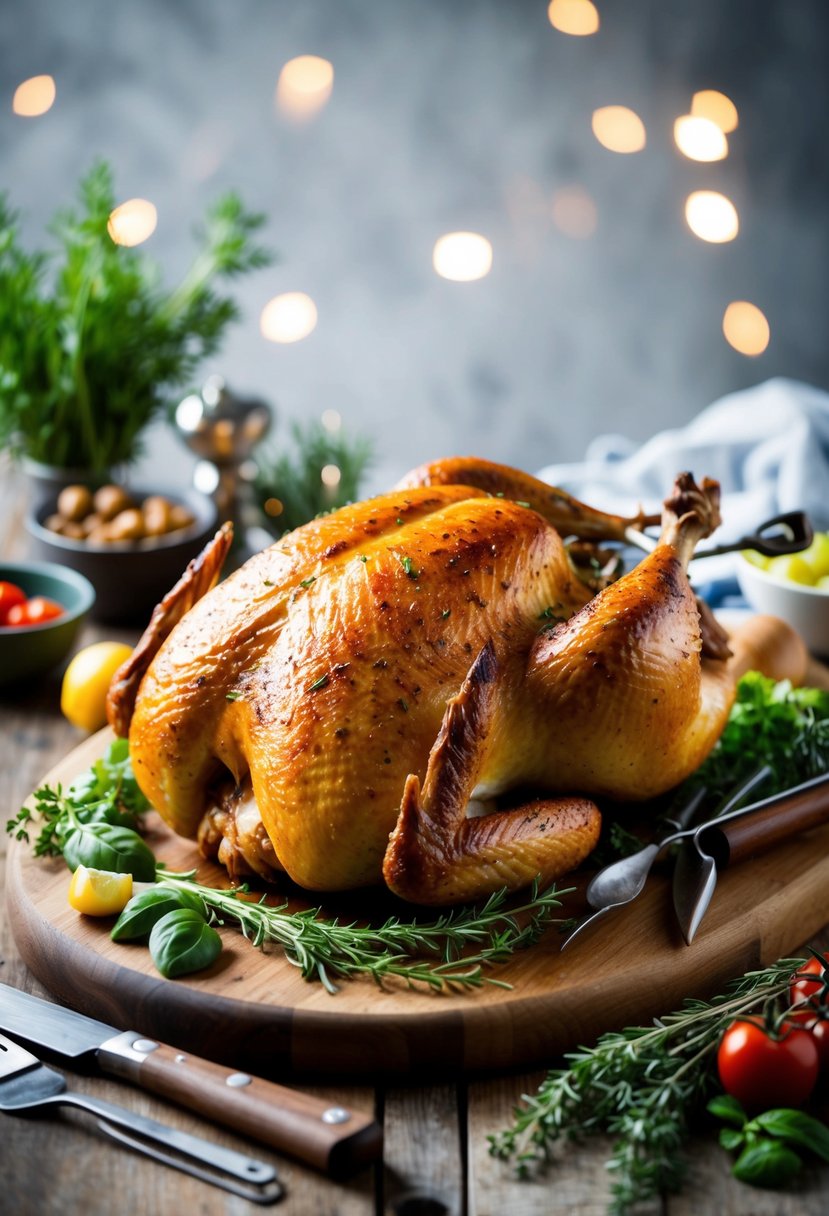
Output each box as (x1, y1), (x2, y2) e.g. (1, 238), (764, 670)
(113, 461), (807, 905)
(123, 483), (600, 898)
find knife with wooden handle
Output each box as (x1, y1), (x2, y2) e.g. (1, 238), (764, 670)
(672, 771), (829, 944)
(0, 982), (382, 1176)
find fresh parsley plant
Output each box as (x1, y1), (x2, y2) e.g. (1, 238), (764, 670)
(0, 161), (272, 471)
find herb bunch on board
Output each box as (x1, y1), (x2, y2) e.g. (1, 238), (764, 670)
(489, 959), (821, 1214)
(0, 161), (272, 471)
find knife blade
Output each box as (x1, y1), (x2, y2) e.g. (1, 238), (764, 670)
(0, 982), (382, 1176)
(672, 770), (829, 945)
(672, 766), (773, 946)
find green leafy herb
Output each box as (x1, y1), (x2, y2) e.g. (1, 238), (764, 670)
(679, 672), (829, 803)
(148, 907), (222, 979)
(299, 576), (317, 589)
(6, 737), (148, 856)
(358, 554), (368, 563)
(63, 820), (156, 882)
(732, 1141), (802, 1188)
(489, 957), (809, 1214)
(225, 690), (243, 701)
(441, 608), (451, 619)
(709, 1096), (829, 1189)
(400, 555), (418, 580)
(0, 161), (272, 471)
(308, 674), (329, 692)
(112, 887), (207, 942)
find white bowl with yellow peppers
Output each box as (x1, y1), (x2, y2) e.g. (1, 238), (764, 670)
(26, 483), (217, 625)
(737, 530), (829, 656)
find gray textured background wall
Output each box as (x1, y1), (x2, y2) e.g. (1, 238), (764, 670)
(2, 0), (828, 491)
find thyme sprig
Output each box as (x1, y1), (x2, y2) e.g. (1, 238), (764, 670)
(489, 957), (809, 1214)
(156, 871), (568, 994)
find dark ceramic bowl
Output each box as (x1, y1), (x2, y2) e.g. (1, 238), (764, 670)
(26, 486), (218, 625)
(0, 561), (95, 685)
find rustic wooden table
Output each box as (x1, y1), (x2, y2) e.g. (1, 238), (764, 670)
(2, 458), (829, 1216)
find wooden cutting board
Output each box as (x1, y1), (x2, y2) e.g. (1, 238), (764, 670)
(7, 654), (829, 1081)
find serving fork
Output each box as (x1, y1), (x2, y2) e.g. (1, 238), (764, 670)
(0, 1033), (282, 1203)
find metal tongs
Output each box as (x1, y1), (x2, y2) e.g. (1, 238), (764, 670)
(561, 768), (829, 951)
(0, 1033), (283, 1203)
(624, 509), (813, 560)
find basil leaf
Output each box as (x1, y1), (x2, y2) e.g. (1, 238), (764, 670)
(111, 887), (206, 942)
(719, 1128), (745, 1152)
(732, 1140), (802, 1188)
(707, 1094), (747, 1127)
(149, 908), (222, 979)
(63, 822), (156, 882)
(754, 1109), (829, 1163)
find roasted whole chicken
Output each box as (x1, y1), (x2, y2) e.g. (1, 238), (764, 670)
(108, 458), (807, 905)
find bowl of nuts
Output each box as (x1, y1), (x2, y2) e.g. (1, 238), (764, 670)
(26, 483), (218, 623)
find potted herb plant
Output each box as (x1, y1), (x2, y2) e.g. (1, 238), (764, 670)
(0, 161), (272, 497)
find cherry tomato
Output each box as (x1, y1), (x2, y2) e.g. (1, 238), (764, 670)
(789, 955), (829, 1070)
(717, 1018), (819, 1111)
(5, 596), (65, 627)
(790, 954), (829, 1014)
(0, 580), (26, 626)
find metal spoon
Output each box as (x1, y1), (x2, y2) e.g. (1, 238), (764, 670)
(560, 767), (772, 951)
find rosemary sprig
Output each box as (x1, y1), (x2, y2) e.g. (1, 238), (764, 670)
(156, 871), (568, 994)
(489, 957), (808, 1214)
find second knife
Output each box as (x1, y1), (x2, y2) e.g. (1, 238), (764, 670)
(0, 982), (382, 1176)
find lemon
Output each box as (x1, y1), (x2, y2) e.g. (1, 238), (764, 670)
(68, 865), (133, 916)
(802, 531), (829, 580)
(61, 641), (133, 732)
(766, 555), (815, 587)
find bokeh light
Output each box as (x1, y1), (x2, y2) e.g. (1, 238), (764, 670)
(547, 0), (600, 36)
(591, 106), (646, 153)
(276, 56), (334, 120)
(432, 232), (493, 282)
(264, 497), (284, 518)
(673, 115), (728, 162)
(691, 90), (739, 134)
(321, 409), (342, 433)
(260, 292), (318, 343)
(685, 191), (739, 243)
(12, 74), (56, 117)
(321, 464), (342, 488)
(723, 301), (770, 356)
(107, 199), (158, 247)
(551, 186), (598, 238)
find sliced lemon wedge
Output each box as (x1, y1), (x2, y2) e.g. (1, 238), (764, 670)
(68, 864), (133, 916)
